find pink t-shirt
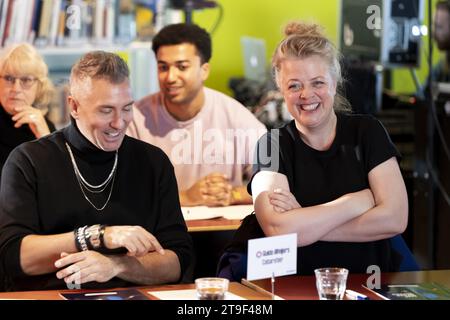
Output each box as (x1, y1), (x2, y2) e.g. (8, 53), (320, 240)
(127, 87), (267, 191)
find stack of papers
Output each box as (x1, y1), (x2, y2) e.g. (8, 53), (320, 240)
(181, 205), (254, 221)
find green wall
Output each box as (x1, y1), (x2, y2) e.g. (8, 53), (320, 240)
(191, 0), (440, 97)
(193, 0), (339, 96)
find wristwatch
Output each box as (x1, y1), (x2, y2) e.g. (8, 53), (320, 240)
(85, 224), (102, 250)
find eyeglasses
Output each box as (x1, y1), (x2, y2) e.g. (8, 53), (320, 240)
(0, 75), (38, 89)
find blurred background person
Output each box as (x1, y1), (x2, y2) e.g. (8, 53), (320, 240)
(420, 0), (450, 97)
(432, 0), (450, 82)
(127, 23), (266, 207)
(0, 43), (56, 178)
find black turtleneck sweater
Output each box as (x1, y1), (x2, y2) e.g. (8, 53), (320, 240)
(0, 121), (194, 291)
(0, 105), (56, 181)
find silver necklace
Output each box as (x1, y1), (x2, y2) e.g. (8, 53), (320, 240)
(65, 142), (118, 211)
(65, 142), (118, 189)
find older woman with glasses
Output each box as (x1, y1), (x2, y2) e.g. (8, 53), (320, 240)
(0, 43), (56, 177)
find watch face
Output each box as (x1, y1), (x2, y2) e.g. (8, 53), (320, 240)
(86, 225), (102, 249)
(91, 238), (101, 248)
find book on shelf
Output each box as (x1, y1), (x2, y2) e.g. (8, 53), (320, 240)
(1, 0), (144, 48)
(363, 282), (450, 300)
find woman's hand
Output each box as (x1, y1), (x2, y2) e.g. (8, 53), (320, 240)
(11, 106), (50, 138)
(268, 188), (301, 212)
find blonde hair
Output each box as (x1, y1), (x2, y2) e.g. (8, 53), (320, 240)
(0, 43), (55, 110)
(272, 22), (350, 112)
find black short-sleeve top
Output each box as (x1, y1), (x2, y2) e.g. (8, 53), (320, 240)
(248, 112), (401, 274)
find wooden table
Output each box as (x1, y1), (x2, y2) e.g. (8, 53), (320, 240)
(0, 282), (271, 300)
(183, 205), (253, 232)
(186, 217), (242, 232)
(241, 270), (450, 300)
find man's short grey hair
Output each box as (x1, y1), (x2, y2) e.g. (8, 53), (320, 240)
(70, 51), (129, 85)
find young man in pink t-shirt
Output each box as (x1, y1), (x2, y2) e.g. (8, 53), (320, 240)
(127, 23), (266, 206)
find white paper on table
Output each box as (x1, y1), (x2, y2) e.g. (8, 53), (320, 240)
(147, 289), (245, 300)
(181, 206), (222, 220)
(181, 205), (254, 221)
(222, 205), (254, 220)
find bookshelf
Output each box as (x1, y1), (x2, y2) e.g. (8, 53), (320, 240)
(1, 0), (135, 48)
(1, 0), (161, 127)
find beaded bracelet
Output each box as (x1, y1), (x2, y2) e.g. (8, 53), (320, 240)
(74, 224), (107, 252)
(74, 226), (88, 251)
(73, 229), (82, 252)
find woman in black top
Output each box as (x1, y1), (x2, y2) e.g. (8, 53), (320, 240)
(250, 23), (408, 273)
(247, 22), (408, 275)
(0, 43), (56, 178)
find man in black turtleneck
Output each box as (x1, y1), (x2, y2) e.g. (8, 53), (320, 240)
(0, 51), (194, 292)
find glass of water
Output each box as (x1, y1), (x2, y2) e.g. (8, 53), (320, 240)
(195, 277), (229, 300)
(314, 267), (349, 300)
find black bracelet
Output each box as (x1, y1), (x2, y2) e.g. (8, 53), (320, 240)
(74, 228), (82, 252)
(84, 225), (94, 251)
(74, 226), (88, 251)
(99, 225), (106, 249)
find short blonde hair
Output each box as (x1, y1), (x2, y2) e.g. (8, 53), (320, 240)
(272, 22), (350, 112)
(0, 43), (55, 110)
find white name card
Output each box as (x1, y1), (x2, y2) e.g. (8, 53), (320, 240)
(246, 233), (297, 281)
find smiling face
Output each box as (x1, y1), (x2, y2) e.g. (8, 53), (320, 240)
(156, 43), (209, 118)
(69, 78), (134, 151)
(277, 55), (337, 132)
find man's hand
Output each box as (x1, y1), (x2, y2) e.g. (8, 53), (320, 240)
(183, 173), (232, 207)
(268, 188), (301, 212)
(55, 251), (120, 285)
(103, 226), (165, 257)
(11, 106), (50, 138)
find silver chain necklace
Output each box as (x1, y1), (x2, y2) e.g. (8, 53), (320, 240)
(65, 142), (118, 189)
(65, 142), (118, 211)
